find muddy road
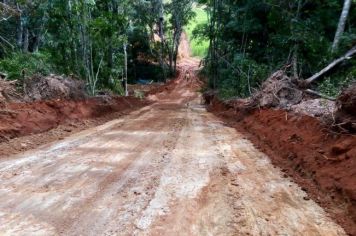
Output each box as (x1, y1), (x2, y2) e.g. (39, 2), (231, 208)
(0, 61), (347, 235)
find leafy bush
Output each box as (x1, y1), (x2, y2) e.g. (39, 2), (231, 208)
(201, 0), (356, 101)
(0, 52), (55, 81)
(109, 77), (125, 95)
(318, 67), (356, 97)
(217, 56), (269, 99)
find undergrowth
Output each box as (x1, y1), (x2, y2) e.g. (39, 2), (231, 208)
(317, 66), (356, 97)
(0, 52), (55, 81)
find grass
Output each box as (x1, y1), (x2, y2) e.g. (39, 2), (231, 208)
(185, 7), (209, 58)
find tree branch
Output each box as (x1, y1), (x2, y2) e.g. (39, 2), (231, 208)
(306, 46), (356, 84)
(0, 35), (14, 49)
(304, 89), (336, 101)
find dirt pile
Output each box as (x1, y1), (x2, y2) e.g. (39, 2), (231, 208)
(236, 70), (356, 132)
(246, 70), (338, 120)
(24, 74), (86, 101)
(291, 98), (336, 118)
(249, 70), (303, 108)
(335, 83), (356, 132)
(146, 77), (179, 96)
(128, 83), (163, 96)
(206, 95), (356, 235)
(0, 96), (149, 142)
(0, 78), (20, 104)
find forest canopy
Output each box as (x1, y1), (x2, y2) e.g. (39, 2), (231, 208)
(0, 0), (355, 97)
(0, 0), (195, 94)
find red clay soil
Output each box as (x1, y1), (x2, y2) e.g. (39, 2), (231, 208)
(207, 97), (356, 235)
(0, 96), (149, 142)
(145, 75), (180, 96)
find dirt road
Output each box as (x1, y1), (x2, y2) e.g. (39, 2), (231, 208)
(0, 61), (347, 235)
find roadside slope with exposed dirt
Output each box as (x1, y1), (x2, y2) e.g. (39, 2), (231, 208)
(0, 59), (347, 235)
(0, 96), (150, 158)
(207, 95), (356, 235)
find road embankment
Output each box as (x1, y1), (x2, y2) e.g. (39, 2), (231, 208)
(206, 96), (356, 235)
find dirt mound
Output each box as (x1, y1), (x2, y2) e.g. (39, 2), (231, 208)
(207, 96), (356, 235)
(0, 78), (20, 104)
(24, 74), (87, 101)
(335, 83), (356, 132)
(146, 77), (179, 96)
(250, 70), (303, 108)
(211, 69), (342, 122)
(0, 96), (149, 142)
(291, 98), (336, 118)
(128, 83), (163, 96)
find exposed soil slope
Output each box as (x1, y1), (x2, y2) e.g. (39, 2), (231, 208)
(207, 97), (356, 235)
(335, 83), (356, 133)
(0, 97), (149, 142)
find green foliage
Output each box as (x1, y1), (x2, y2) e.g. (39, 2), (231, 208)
(164, 0), (196, 75)
(0, 0), (166, 94)
(186, 7), (209, 57)
(109, 78), (125, 96)
(318, 67), (356, 97)
(200, 0), (356, 99)
(1, 0), (355, 98)
(217, 56), (269, 99)
(0, 52), (54, 80)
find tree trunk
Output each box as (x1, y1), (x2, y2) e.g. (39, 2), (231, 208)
(32, 14), (46, 53)
(292, 46), (298, 78)
(23, 27), (29, 52)
(123, 43), (128, 96)
(306, 46), (356, 84)
(209, 0), (218, 89)
(304, 89), (336, 101)
(332, 0), (352, 53)
(16, 4), (23, 49)
(157, 0), (166, 80)
(108, 43), (113, 69)
(291, 0), (302, 78)
(173, 29), (181, 74)
(107, 1), (114, 72)
(32, 35), (40, 52)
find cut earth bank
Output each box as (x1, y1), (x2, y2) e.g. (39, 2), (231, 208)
(206, 95), (356, 235)
(0, 96), (150, 158)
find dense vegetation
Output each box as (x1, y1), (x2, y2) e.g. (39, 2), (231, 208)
(0, 1), (355, 98)
(196, 0), (356, 98)
(0, 0), (195, 94)
(186, 7), (209, 57)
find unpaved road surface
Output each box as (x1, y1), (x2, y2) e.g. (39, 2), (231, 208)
(0, 62), (346, 235)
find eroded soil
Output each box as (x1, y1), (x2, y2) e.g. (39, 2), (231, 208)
(0, 97), (149, 158)
(0, 62), (347, 235)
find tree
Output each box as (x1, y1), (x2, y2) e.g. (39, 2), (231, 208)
(156, 0), (167, 79)
(1, 0), (198, 89)
(166, 0), (195, 74)
(132, 0), (194, 77)
(332, 0), (352, 53)
(198, 0), (356, 98)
